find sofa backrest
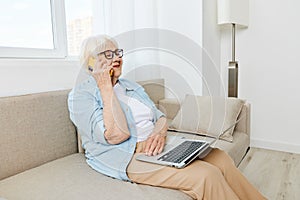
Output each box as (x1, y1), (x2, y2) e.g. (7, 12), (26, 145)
(137, 79), (165, 105)
(0, 90), (77, 180)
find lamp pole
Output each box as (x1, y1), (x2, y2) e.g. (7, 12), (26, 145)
(228, 23), (238, 97)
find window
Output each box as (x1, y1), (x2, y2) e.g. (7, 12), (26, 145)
(0, 0), (67, 58)
(0, 0), (95, 58)
(65, 0), (93, 56)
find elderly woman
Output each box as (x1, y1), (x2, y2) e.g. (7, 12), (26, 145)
(68, 35), (266, 200)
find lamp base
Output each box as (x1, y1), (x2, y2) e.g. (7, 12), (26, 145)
(228, 61), (238, 97)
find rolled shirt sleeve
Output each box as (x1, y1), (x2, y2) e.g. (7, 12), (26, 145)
(68, 82), (109, 145)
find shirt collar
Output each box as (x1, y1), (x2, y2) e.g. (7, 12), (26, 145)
(118, 78), (140, 91)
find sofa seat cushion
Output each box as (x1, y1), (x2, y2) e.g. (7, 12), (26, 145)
(0, 153), (191, 200)
(213, 131), (250, 165)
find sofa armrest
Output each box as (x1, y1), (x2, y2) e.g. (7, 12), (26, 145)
(235, 103), (251, 136)
(158, 98), (180, 120)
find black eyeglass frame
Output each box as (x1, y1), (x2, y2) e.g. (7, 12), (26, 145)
(98, 49), (123, 59)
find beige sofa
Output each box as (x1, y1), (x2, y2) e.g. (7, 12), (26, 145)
(0, 79), (250, 200)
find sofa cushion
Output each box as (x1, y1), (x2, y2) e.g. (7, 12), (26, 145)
(137, 79), (165, 106)
(0, 153), (191, 200)
(158, 98), (180, 120)
(0, 90), (78, 180)
(170, 95), (245, 142)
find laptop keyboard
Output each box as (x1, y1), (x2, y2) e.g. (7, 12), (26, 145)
(158, 141), (205, 163)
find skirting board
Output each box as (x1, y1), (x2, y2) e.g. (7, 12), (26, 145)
(250, 138), (300, 154)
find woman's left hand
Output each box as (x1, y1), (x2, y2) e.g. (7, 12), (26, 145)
(144, 117), (168, 156)
(144, 133), (166, 156)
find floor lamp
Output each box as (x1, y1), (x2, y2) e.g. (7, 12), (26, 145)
(217, 0), (249, 97)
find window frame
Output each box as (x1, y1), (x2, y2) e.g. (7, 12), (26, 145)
(0, 0), (67, 59)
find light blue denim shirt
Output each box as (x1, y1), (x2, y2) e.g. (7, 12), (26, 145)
(68, 76), (164, 181)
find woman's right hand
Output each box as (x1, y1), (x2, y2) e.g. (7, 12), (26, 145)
(91, 59), (113, 93)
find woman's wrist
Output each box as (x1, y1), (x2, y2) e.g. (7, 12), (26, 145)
(100, 87), (113, 103)
(160, 130), (168, 137)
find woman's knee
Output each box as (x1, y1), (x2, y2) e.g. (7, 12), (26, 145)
(187, 161), (224, 184)
(203, 149), (235, 172)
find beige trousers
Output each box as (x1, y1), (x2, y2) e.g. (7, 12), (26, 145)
(127, 144), (267, 200)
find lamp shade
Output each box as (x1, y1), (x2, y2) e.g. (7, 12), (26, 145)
(218, 0), (249, 27)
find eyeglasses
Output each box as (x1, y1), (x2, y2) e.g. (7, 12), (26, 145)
(98, 49), (123, 59)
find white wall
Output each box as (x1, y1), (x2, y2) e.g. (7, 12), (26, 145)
(220, 0), (300, 153)
(202, 0), (222, 96)
(157, 0), (203, 100)
(0, 59), (79, 97)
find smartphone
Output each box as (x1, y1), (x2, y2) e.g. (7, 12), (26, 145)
(88, 58), (114, 77)
(88, 58), (96, 72)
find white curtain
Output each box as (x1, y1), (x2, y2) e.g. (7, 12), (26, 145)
(91, 0), (205, 100)
(92, 0), (161, 81)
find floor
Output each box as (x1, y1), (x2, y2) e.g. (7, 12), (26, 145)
(238, 148), (300, 200)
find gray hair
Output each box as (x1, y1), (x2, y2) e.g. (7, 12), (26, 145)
(79, 34), (118, 71)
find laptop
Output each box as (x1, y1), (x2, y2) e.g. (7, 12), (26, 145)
(136, 117), (243, 168)
(135, 135), (212, 168)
